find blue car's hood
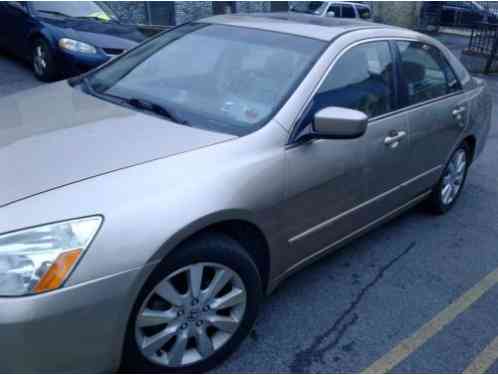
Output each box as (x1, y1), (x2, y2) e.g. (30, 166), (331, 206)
(41, 17), (147, 50)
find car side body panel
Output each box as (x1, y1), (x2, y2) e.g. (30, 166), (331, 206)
(0, 120), (289, 286)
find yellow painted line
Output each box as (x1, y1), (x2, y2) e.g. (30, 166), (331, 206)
(363, 267), (498, 374)
(463, 336), (498, 374)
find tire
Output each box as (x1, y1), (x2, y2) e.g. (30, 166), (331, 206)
(121, 233), (263, 373)
(428, 142), (470, 214)
(32, 38), (57, 82)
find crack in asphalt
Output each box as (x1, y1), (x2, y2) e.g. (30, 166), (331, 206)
(289, 241), (417, 373)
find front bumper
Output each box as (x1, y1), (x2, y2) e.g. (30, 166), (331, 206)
(56, 49), (110, 78)
(0, 267), (145, 373)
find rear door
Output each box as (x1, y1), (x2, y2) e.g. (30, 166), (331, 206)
(394, 41), (469, 196)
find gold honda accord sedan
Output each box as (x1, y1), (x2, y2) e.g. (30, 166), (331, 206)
(0, 13), (491, 373)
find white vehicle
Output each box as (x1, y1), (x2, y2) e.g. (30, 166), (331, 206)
(290, 1), (372, 20)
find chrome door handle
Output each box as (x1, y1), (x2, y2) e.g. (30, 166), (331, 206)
(452, 106), (467, 127)
(384, 131), (407, 147)
(452, 106), (467, 117)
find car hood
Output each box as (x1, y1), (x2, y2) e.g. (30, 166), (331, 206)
(0, 82), (236, 207)
(41, 17), (146, 49)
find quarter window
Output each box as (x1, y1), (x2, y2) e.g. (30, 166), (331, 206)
(396, 41), (461, 106)
(299, 41), (395, 131)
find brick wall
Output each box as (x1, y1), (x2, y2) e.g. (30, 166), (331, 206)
(174, 1), (213, 24)
(104, 1), (147, 24)
(236, 2), (271, 13)
(105, 1), (272, 26)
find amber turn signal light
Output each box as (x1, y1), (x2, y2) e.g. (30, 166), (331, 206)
(33, 249), (82, 293)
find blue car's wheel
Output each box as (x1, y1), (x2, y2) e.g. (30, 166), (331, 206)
(32, 38), (57, 82)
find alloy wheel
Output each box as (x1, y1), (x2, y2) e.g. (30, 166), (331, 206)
(441, 148), (467, 206)
(135, 262), (247, 368)
(33, 45), (47, 76)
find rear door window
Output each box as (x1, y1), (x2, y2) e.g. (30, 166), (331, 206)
(396, 41), (462, 107)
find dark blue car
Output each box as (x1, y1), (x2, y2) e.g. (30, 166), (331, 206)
(0, 1), (148, 81)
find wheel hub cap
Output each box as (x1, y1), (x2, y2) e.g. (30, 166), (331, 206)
(135, 262), (247, 367)
(441, 149), (467, 205)
(33, 46), (47, 75)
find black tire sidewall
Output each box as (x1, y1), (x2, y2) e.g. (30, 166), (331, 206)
(430, 143), (470, 214)
(121, 233), (263, 373)
(32, 38), (57, 82)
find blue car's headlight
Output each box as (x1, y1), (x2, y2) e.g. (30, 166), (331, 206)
(59, 38), (97, 54)
(0, 216), (102, 296)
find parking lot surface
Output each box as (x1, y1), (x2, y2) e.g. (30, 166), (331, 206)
(1, 36), (497, 373)
(0, 52), (41, 96)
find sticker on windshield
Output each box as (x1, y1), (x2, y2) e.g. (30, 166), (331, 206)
(89, 11), (110, 21)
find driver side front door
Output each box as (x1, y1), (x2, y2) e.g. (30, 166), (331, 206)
(282, 41), (412, 276)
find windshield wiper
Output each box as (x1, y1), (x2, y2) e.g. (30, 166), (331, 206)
(37, 10), (71, 17)
(127, 98), (189, 125)
(74, 15), (117, 22)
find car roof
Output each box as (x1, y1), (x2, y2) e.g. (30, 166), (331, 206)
(203, 12), (401, 41)
(329, 1), (370, 7)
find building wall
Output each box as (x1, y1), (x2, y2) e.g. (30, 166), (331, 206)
(105, 1), (426, 29)
(174, 1), (213, 24)
(371, 1), (422, 28)
(104, 1), (148, 24)
(236, 1), (271, 13)
(105, 1), (272, 26)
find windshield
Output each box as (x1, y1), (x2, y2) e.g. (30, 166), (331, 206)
(291, 2), (328, 14)
(470, 1), (484, 11)
(32, 1), (116, 21)
(86, 24), (326, 136)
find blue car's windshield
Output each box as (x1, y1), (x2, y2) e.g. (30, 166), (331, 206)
(32, 1), (116, 21)
(86, 24), (326, 136)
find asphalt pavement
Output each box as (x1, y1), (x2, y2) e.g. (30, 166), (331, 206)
(1, 35), (497, 373)
(0, 51), (41, 97)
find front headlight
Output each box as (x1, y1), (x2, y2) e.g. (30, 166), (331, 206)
(59, 38), (97, 54)
(0, 216), (102, 296)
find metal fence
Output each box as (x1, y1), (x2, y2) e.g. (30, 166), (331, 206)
(467, 22), (498, 73)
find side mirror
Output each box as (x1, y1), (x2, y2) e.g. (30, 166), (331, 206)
(312, 107), (368, 140)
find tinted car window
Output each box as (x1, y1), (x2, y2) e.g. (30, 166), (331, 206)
(341, 4), (356, 18)
(327, 4), (341, 17)
(358, 5), (371, 19)
(299, 42), (395, 131)
(87, 24), (326, 136)
(396, 41), (461, 106)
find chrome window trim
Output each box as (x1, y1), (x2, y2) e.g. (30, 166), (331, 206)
(287, 37), (465, 144)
